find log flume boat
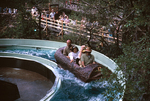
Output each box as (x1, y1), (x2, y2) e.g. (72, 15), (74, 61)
(54, 47), (105, 83)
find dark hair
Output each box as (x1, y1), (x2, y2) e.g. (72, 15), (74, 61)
(69, 46), (73, 51)
(73, 46), (79, 52)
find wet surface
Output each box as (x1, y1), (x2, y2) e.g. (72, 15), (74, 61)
(0, 67), (53, 101)
(0, 48), (123, 101)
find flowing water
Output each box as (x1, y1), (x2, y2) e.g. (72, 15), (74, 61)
(0, 49), (120, 101)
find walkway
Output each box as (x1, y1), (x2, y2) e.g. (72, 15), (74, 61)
(36, 16), (122, 45)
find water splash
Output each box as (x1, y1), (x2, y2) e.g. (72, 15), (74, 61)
(0, 49), (121, 101)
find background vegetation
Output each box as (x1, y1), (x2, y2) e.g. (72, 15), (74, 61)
(0, 0), (150, 100)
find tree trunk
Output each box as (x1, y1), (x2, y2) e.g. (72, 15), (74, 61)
(38, 8), (42, 39)
(116, 33), (119, 48)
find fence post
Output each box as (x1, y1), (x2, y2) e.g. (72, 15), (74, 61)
(100, 27), (104, 47)
(101, 32), (104, 47)
(79, 21), (82, 45)
(46, 17), (47, 35)
(62, 20), (63, 38)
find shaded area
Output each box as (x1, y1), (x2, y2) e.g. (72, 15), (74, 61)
(0, 67), (53, 101)
(0, 80), (20, 101)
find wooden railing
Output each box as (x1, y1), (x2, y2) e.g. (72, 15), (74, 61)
(36, 17), (122, 44)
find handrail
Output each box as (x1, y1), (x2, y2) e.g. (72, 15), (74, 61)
(36, 16), (122, 43)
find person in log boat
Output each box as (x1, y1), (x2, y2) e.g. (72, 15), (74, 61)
(63, 39), (74, 58)
(81, 47), (95, 67)
(68, 46), (80, 63)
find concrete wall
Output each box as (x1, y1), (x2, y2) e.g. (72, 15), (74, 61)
(0, 39), (118, 72)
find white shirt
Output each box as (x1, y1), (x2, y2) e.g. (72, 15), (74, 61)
(68, 51), (80, 60)
(8, 8), (12, 13)
(50, 12), (55, 18)
(31, 8), (36, 14)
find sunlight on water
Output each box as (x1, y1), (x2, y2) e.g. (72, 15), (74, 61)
(0, 49), (121, 101)
(52, 66), (107, 101)
(0, 49), (56, 62)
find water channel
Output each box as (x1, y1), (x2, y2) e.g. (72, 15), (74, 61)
(0, 48), (121, 101)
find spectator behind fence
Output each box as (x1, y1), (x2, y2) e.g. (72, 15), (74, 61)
(49, 9), (55, 19)
(71, 18), (76, 26)
(64, 16), (70, 26)
(93, 21), (99, 28)
(31, 7), (36, 16)
(8, 8), (12, 13)
(54, 11), (59, 20)
(3, 7), (8, 13)
(13, 8), (17, 14)
(81, 17), (86, 29)
(62, 12), (67, 19)
(46, 11), (49, 18)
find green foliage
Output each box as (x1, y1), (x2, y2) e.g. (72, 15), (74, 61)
(69, 11), (82, 21)
(105, 36), (150, 101)
(0, 10), (39, 38)
(100, 44), (123, 58)
(62, 32), (88, 45)
(98, 36), (150, 101)
(0, 0), (50, 39)
(76, 1), (150, 100)
(1, 1), (150, 100)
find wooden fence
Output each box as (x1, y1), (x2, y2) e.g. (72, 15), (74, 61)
(36, 17), (122, 45)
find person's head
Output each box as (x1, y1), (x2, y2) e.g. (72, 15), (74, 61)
(66, 16), (69, 19)
(64, 15), (67, 19)
(66, 39), (72, 47)
(82, 17), (84, 20)
(73, 46), (78, 53)
(51, 9), (54, 12)
(47, 11), (49, 14)
(63, 12), (65, 15)
(85, 47), (92, 55)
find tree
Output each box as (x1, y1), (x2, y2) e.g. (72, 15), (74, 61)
(27, 0), (49, 39)
(110, 36), (150, 101)
(0, 0), (49, 39)
(77, 0), (150, 100)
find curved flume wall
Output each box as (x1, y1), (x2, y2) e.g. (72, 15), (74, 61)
(0, 39), (125, 101)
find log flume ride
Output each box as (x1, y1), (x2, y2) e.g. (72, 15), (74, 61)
(54, 47), (107, 83)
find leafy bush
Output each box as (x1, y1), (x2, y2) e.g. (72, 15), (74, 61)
(102, 36), (150, 101)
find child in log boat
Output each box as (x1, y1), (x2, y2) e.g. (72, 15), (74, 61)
(68, 45), (86, 66)
(68, 46), (80, 63)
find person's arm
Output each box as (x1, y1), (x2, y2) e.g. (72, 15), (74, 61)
(81, 54), (85, 67)
(69, 53), (73, 62)
(70, 55), (74, 62)
(49, 13), (51, 18)
(78, 45), (85, 58)
(93, 61), (96, 64)
(82, 61), (85, 67)
(92, 55), (95, 64)
(70, 59), (74, 63)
